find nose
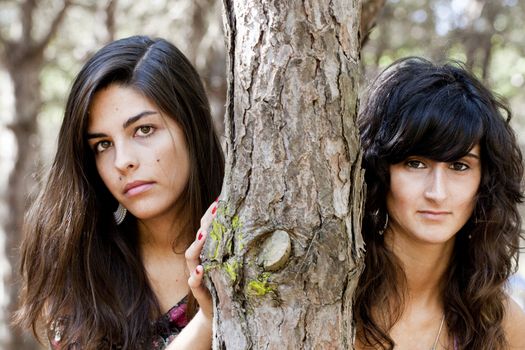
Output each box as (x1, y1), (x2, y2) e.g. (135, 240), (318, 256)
(113, 142), (138, 173)
(424, 167), (447, 202)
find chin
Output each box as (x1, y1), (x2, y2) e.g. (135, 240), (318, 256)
(127, 209), (162, 220)
(419, 234), (456, 245)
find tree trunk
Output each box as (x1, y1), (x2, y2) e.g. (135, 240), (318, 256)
(204, 1), (364, 349)
(459, 1), (500, 83)
(0, 1), (71, 347)
(2, 46), (43, 350)
(360, 0), (386, 46)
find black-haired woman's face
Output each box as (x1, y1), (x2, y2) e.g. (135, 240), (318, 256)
(86, 84), (190, 221)
(385, 145), (481, 245)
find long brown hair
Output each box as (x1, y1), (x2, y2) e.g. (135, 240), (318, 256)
(15, 36), (224, 349)
(356, 57), (523, 349)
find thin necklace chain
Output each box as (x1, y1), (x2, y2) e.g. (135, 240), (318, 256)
(430, 315), (445, 350)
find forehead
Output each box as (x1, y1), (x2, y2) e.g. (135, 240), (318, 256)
(88, 84), (159, 131)
(405, 143), (481, 160)
(468, 144), (480, 156)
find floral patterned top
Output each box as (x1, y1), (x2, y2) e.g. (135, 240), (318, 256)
(150, 297), (189, 349)
(50, 297), (189, 349)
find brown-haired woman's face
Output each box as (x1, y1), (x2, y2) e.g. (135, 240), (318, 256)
(87, 84), (190, 221)
(385, 145), (481, 245)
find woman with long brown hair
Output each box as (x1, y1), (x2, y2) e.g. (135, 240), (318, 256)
(355, 57), (525, 349)
(15, 35), (223, 349)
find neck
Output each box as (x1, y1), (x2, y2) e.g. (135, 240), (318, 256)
(384, 229), (455, 305)
(137, 210), (190, 257)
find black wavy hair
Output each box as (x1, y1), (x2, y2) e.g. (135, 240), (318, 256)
(355, 57), (523, 349)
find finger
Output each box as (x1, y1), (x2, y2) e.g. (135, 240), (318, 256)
(186, 200), (219, 283)
(188, 265), (213, 316)
(187, 265), (205, 289)
(189, 266), (212, 315)
(185, 229), (207, 272)
(200, 200), (219, 230)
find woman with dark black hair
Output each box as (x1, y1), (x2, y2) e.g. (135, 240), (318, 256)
(15, 36), (222, 349)
(355, 57), (525, 349)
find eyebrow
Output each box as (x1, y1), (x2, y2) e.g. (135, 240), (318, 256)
(464, 152), (480, 160)
(86, 110), (158, 140)
(122, 110), (158, 129)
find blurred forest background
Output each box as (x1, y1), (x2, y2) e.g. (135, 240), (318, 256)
(0, 0), (524, 348)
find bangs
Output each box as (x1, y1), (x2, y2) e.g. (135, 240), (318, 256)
(382, 84), (484, 163)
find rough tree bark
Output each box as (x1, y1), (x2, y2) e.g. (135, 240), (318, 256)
(203, 1), (365, 349)
(0, 1), (71, 349)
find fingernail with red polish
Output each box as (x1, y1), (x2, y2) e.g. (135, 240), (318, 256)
(195, 267), (201, 275)
(212, 206), (217, 215)
(198, 231), (203, 240)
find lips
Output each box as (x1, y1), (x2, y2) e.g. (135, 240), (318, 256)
(418, 210), (451, 220)
(123, 181), (155, 196)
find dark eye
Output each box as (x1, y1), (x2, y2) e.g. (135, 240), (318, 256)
(95, 140), (112, 153)
(406, 160), (425, 169)
(450, 162), (469, 171)
(136, 125), (154, 137)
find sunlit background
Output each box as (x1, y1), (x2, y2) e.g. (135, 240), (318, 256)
(1, 0), (524, 348)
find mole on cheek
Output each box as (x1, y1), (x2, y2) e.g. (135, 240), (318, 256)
(157, 159), (160, 162)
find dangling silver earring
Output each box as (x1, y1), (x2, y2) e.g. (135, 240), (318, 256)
(113, 203), (127, 225)
(379, 212), (389, 236)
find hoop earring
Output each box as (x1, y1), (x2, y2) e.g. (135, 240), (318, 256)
(113, 203), (127, 225)
(379, 212), (389, 236)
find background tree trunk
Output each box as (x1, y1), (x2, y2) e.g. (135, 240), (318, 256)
(0, 1), (71, 348)
(204, 1), (365, 349)
(2, 46), (44, 350)
(361, 0), (386, 46)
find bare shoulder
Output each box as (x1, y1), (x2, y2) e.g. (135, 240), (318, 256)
(503, 296), (525, 349)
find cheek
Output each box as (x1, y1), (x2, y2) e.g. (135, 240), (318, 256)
(388, 174), (417, 206)
(386, 190), (409, 232)
(460, 190), (479, 214)
(96, 159), (116, 192)
(159, 142), (190, 171)
(386, 189), (412, 219)
(455, 177), (481, 212)
(155, 149), (190, 186)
